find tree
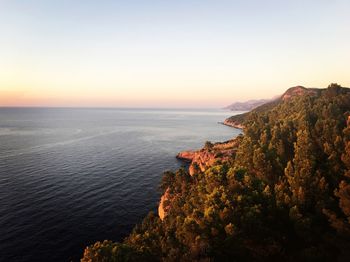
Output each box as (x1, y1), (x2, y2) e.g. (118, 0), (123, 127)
(204, 141), (214, 150)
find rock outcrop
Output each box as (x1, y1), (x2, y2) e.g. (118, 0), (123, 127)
(158, 189), (170, 220)
(176, 151), (195, 162)
(159, 138), (240, 220)
(281, 86), (319, 101)
(222, 119), (244, 129)
(177, 139), (239, 176)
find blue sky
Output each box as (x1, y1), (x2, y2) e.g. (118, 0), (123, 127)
(0, 0), (349, 107)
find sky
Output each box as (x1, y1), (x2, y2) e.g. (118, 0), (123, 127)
(0, 0), (349, 108)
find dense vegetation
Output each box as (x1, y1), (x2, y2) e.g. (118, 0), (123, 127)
(82, 84), (350, 261)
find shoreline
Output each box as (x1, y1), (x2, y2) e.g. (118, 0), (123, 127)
(219, 119), (244, 129)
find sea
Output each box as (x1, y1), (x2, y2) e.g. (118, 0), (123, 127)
(0, 108), (241, 262)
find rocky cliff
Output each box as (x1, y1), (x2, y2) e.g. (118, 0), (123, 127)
(159, 138), (240, 220)
(281, 86), (320, 101)
(222, 119), (244, 129)
(176, 139), (239, 176)
(158, 189), (170, 220)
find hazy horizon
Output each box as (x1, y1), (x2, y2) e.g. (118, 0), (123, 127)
(1, 0), (349, 107)
(0, 105), (236, 109)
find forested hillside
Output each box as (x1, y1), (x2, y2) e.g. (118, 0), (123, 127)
(82, 84), (350, 261)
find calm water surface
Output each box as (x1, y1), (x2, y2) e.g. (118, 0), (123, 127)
(0, 108), (241, 261)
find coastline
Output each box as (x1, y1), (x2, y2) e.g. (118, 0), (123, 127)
(220, 119), (244, 129)
(82, 85), (350, 261)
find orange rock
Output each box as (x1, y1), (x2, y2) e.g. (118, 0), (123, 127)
(158, 189), (170, 220)
(223, 119), (244, 129)
(159, 138), (239, 219)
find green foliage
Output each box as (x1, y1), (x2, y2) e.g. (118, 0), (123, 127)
(82, 85), (350, 261)
(81, 241), (144, 262)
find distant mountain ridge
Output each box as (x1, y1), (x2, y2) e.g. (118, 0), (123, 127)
(224, 99), (271, 111)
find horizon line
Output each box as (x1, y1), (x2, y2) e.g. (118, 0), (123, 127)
(0, 106), (232, 110)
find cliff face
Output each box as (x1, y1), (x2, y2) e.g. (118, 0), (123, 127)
(177, 139), (239, 176)
(159, 138), (240, 220)
(158, 189), (170, 221)
(175, 151), (195, 162)
(223, 119), (244, 129)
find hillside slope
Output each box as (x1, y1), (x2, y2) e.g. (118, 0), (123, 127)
(82, 83), (350, 262)
(224, 85), (331, 129)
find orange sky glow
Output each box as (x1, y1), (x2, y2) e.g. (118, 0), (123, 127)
(1, 1), (349, 107)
